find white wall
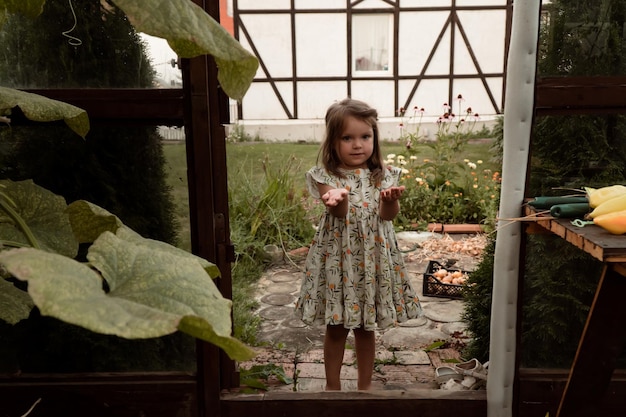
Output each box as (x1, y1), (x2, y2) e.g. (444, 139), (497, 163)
(236, 1), (509, 126)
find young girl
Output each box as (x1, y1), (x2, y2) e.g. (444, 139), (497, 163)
(294, 98), (423, 391)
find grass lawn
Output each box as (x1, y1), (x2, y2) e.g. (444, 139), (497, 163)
(224, 140), (497, 190)
(162, 139), (497, 252)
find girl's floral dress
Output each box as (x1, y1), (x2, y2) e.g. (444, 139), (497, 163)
(294, 165), (423, 331)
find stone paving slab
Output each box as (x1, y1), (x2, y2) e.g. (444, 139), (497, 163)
(394, 350), (431, 365)
(238, 232), (485, 392)
(296, 362), (359, 381)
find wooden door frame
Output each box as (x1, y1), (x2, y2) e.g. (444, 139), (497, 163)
(183, 1), (238, 415)
(7, 2), (626, 417)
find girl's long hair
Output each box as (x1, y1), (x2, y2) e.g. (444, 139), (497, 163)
(318, 98), (384, 183)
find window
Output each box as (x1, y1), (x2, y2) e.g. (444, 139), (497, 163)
(352, 14), (392, 75)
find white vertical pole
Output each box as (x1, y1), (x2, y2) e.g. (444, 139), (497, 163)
(488, 1), (541, 417)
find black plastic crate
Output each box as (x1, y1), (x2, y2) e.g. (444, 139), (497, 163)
(422, 260), (469, 299)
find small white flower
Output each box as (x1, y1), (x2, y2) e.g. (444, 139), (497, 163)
(387, 153), (396, 159)
(401, 168), (409, 174)
(397, 155), (405, 160)
(477, 160), (483, 164)
(400, 160), (407, 165)
(467, 162), (477, 169)
(410, 155), (418, 160)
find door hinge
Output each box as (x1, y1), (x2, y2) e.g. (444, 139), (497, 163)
(215, 213), (235, 263)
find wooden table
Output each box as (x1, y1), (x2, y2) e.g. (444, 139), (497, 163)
(525, 209), (626, 416)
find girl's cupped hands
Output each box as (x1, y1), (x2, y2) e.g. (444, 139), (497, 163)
(381, 186), (405, 202)
(322, 188), (349, 207)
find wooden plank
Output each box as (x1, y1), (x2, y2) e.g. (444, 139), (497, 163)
(525, 222), (551, 235)
(603, 256), (626, 263)
(550, 220), (567, 239)
(221, 390), (487, 417)
(536, 76), (626, 115)
(556, 265), (626, 417)
(523, 205), (626, 262)
(0, 373), (198, 417)
(24, 88), (185, 125)
(581, 240), (604, 261)
(7, 370), (626, 417)
(518, 368), (626, 417)
(566, 229), (584, 250)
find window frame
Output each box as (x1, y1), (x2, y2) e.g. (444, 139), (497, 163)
(351, 13), (394, 77)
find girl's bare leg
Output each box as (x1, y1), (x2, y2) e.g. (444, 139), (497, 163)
(354, 327), (376, 390)
(324, 325), (349, 390)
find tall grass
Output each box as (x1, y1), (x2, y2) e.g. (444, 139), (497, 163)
(227, 153), (320, 344)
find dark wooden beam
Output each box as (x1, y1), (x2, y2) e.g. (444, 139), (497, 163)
(518, 368), (626, 417)
(0, 373), (198, 417)
(22, 88), (185, 125)
(220, 390), (487, 417)
(535, 76), (626, 116)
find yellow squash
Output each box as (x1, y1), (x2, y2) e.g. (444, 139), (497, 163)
(586, 184), (626, 208)
(588, 192), (626, 218)
(593, 209), (626, 235)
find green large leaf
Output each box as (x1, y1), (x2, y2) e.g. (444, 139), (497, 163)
(0, 233), (255, 361)
(0, 278), (34, 324)
(0, 87), (90, 138)
(67, 200), (221, 279)
(0, 179), (78, 257)
(111, 0), (258, 101)
(0, 247), (180, 335)
(66, 200), (124, 244)
(114, 227), (222, 279)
